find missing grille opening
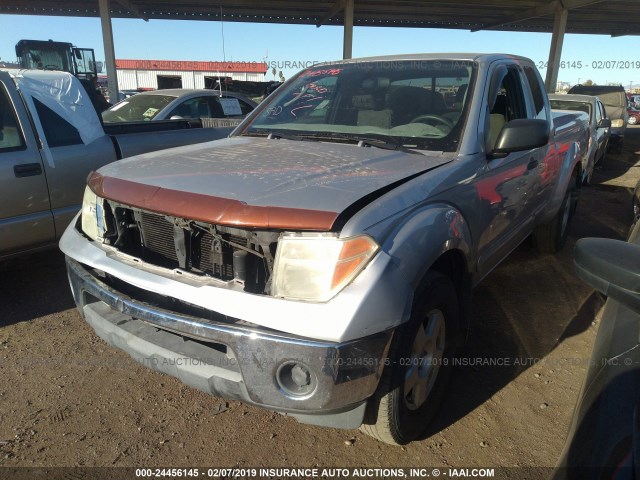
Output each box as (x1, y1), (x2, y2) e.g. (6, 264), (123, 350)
(101, 201), (278, 295)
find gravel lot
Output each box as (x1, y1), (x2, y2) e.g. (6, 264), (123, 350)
(1, 128), (639, 479)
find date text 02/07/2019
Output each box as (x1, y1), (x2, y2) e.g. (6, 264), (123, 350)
(536, 60), (640, 70)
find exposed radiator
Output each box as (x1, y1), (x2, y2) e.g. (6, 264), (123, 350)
(136, 211), (249, 281)
(138, 211), (179, 265)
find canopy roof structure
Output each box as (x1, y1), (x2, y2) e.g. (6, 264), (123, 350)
(2, 0), (637, 99)
(2, 0), (639, 36)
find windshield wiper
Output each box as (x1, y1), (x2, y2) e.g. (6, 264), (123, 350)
(242, 130), (312, 142)
(315, 134), (424, 155)
(266, 131), (310, 141)
(243, 131), (423, 154)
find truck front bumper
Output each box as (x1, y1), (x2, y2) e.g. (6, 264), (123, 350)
(66, 257), (393, 428)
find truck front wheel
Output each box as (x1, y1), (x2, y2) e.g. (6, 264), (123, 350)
(533, 169), (579, 254)
(361, 272), (460, 445)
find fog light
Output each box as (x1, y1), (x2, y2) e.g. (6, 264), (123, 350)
(276, 361), (317, 398)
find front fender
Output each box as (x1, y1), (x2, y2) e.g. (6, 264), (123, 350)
(379, 203), (474, 294)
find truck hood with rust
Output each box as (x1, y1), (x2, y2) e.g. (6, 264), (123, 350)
(90, 136), (451, 230)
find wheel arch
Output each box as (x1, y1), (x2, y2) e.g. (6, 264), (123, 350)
(380, 203), (474, 343)
(428, 249), (472, 345)
(540, 141), (582, 223)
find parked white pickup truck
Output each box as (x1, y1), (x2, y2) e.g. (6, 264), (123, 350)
(61, 54), (589, 444)
(1, 70), (237, 261)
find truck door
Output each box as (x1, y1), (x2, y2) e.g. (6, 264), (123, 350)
(0, 75), (54, 258)
(475, 64), (545, 277)
(29, 98), (117, 240)
(72, 48), (97, 79)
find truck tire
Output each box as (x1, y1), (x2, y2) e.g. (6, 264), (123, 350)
(533, 170), (578, 254)
(361, 272), (460, 445)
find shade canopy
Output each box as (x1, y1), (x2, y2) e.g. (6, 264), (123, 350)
(1, 1), (638, 36)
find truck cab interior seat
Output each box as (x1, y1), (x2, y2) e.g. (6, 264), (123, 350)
(488, 94), (508, 149)
(354, 94), (392, 129)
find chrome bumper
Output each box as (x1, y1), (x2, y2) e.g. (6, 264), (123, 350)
(66, 257), (393, 428)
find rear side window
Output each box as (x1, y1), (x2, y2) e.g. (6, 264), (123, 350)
(0, 85), (27, 152)
(33, 98), (83, 147)
(168, 96), (218, 119)
(523, 66), (548, 121)
(595, 101), (603, 123)
(598, 102), (607, 121)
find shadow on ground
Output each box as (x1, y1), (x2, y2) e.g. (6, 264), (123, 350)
(0, 249), (74, 328)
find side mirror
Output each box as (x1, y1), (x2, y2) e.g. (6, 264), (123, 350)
(574, 238), (640, 314)
(492, 119), (549, 156)
(598, 118), (612, 129)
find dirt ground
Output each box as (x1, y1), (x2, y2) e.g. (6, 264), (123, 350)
(1, 128), (639, 479)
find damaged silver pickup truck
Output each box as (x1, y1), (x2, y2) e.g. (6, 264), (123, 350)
(61, 54), (588, 445)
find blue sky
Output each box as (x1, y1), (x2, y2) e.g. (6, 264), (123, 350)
(1, 14), (639, 87)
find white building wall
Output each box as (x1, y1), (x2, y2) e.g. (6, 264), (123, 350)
(117, 69), (266, 91)
(118, 70), (138, 90)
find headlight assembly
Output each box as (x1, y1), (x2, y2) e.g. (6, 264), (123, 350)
(272, 233), (379, 302)
(611, 119), (625, 128)
(80, 186), (104, 242)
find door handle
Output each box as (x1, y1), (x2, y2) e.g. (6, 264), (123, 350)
(527, 159), (538, 170)
(13, 163), (43, 177)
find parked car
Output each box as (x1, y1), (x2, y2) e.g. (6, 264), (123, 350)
(549, 94), (611, 181)
(627, 107), (640, 125)
(553, 219), (640, 479)
(627, 93), (640, 109)
(568, 84), (628, 153)
(0, 69), (232, 261)
(61, 53), (588, 445)
(102, 89), (257, 123)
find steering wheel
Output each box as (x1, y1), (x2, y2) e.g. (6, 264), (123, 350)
(43, 64), (59, 70)
(410, 115), (454, 129)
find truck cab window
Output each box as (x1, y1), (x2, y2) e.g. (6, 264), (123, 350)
(598, 102), (607, 123)
(0, 86), (26, 151)
(487, 67), (527, 149)
(33, 98), (83, 147)
(523, 66), (549, 121)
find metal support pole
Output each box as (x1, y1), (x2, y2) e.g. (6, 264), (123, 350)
(544, 7), (568, 93)
(343, 0), (354, 59)
(99, 0), (119, 103)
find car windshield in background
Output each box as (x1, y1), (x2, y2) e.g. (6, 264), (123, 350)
(550, 100), (592, 121)
(102, 94), (176, 123)
(242, 60), (476, 152)
(568, 86), (626, 109)
(595, 91), (626, 108)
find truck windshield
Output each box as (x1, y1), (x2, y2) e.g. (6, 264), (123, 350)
(21, 46), (73, 73)
(102, 94), (177, 123)
(241, 60), (476, 152)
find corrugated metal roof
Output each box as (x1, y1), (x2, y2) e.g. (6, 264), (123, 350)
(1, 1), (640, 36)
